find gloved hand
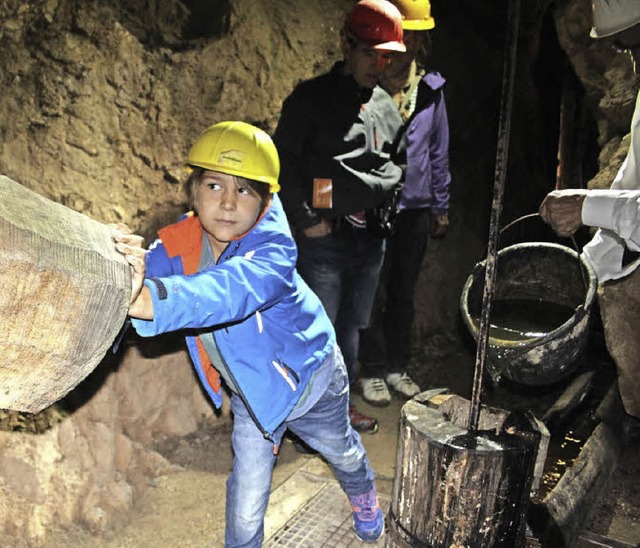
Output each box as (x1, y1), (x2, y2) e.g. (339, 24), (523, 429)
(539, 189), (588, 237)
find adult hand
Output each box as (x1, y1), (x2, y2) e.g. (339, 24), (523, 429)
(539, 189), (588, 237)
(111, 223), (147, 309)
(303, 219), (333, 238)
(430, 214), (449, 238)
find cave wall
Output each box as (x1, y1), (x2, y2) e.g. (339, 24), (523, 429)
(0, 344), (217, 541)
(0, 0), (354, 542)
(0, 0), (638, 543)
(0, 0), (353, 239)
(554, 0), (639, 188)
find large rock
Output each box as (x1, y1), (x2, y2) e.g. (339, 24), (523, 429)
(598, 269), (640, 418)
(0, 343), (220, 544)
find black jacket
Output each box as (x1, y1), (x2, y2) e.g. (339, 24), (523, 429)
(274, 62), (403, 230)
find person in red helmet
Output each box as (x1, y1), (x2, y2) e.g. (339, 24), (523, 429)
(359, 0), (452, 407)
(274, 0), (405, 437)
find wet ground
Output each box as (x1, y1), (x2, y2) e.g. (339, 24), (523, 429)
(45, 328), (640, 547)
(405, 329), (640, 546)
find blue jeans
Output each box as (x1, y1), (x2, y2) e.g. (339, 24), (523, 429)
(225, 349), (376, 547)
(296, 225), (385, 383)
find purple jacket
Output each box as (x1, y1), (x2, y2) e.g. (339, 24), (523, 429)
(398, 71), (451, 215)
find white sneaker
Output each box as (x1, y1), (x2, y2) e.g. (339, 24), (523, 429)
(385, 372), (420, 399)
(360, 377), (391, 407)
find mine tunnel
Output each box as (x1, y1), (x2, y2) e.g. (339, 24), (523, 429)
(0, 0), (638, 546)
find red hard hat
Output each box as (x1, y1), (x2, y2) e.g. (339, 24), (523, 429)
(345, 0), (406, 52)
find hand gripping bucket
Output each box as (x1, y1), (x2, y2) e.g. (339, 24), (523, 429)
(460, 242), (597, 386)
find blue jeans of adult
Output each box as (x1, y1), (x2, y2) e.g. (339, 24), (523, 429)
(225, 348), (376, 547)
(360, 208), (430, 376)
(296, 223), (385, 384)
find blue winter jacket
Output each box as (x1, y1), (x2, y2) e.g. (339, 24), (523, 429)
(130, 195), (336, 436)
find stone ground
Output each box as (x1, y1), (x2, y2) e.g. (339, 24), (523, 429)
(44, 329), (639, 547)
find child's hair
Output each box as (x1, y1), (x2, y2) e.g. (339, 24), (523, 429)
(184, 167), (272, 213)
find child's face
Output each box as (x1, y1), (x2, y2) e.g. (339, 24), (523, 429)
(195, 170), (263, 257)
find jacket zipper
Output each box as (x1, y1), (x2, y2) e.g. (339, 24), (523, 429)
(213, 241), (274, 442)
(361, 102), (378, 153)
(215, 335), (273, 441)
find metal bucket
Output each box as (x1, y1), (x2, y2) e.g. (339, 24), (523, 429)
(460, 242), (597, 386)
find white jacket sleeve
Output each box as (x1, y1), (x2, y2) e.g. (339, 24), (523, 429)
(581, 89), (640, 282)
(582, 189), (640, 247)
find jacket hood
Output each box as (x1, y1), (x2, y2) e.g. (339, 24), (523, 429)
(422, 70), (445, 91)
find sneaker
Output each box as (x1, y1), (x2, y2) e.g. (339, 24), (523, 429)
(360, 377), (391, 407)
(385, 372), (420, 399)
(349, 405), (379, 434)
(349, 487), (385, 543)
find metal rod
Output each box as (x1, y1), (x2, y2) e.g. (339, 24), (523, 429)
(468, 0), (521, 433)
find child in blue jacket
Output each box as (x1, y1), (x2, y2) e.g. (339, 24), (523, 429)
(113, 121), (384, 546)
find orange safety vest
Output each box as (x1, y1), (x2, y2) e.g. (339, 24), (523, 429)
(158, 214), (221, 396)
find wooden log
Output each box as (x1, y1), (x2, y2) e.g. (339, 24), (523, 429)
(530, 382), (627, 546)
(542, 370), (595, 426)
(387, 391), (541, 548)
(575, 530), (638, 548)
(0, 175), (130, 412)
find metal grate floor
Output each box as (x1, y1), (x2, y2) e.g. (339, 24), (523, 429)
(264, 482), (387, 547)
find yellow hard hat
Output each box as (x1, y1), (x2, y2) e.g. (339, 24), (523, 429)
(392, 0), (435, 30)
(590, 0), (640, 38)
(187, 121), (281, 193)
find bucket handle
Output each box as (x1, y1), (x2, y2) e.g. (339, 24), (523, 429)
(484, 301), (590, 383)
(492, 212), (589, 291)
(499, 212), (581, 254)
(479, 212), (581, 260)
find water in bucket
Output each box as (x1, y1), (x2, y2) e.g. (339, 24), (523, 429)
(470, 298), (577, 343)
(460, 243), (597, 386)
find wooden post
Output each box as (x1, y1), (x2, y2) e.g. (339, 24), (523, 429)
(529, 382), (627, 546)
(0, 175), (130, 412)
(387, 391), (541, 548)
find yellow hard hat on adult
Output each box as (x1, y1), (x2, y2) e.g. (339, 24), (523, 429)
(187, 121), (281, 193)
(591, 0), (640, 38)
(391, 0), (435, 31)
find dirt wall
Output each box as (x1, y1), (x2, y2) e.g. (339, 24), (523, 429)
(0, 0), (352, 542)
